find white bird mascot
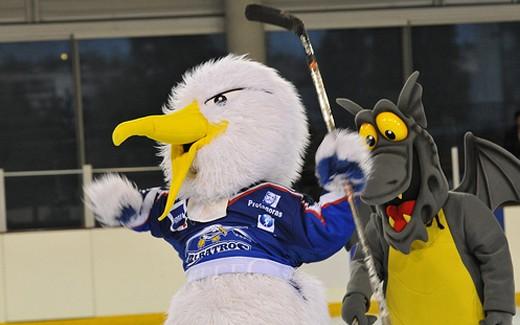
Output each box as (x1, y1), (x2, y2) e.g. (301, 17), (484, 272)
(85, 54), (371, 325)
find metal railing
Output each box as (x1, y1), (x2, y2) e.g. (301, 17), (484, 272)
(0, 150), (463, 233)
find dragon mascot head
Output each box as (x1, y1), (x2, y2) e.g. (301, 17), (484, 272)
(338, 71), (448, 253)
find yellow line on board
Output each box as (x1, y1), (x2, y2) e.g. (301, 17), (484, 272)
(3, 297), (520, 324)
(0, 305), (345, 325)
(0, 313), (166, 325)
(328, 302), (342, 317)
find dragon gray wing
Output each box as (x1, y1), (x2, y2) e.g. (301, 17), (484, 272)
(454, 132), (520, 211)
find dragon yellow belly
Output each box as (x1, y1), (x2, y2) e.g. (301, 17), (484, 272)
(386, 209), (484, 325)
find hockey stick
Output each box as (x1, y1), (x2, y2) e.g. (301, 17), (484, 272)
(245, 4), (335, 132)
(245, 4), (391, 325)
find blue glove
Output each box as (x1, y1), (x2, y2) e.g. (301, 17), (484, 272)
(85, 174), (149, 228)
(315, 129), (372, 195)
(117, 188), (161, 229)
(118, 205), (139, 226)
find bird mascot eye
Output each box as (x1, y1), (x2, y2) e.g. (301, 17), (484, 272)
(375, 112), (408, 141)
(359, 123), (378, 150)
(205, 88), (246, 107)
(213, 94), (227, 106)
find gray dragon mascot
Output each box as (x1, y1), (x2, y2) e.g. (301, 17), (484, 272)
(339, 71), (518, 325)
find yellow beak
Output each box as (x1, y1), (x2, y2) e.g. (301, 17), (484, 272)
(112, 101), (228, 221)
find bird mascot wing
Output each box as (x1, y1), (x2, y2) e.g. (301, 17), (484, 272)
(454, 132), (520, 211)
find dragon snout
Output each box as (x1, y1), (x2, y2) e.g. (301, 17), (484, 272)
(362, 152), (410, 204)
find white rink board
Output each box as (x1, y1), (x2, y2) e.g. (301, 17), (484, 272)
(300, 248), (351, 302)
(91, 228), (185, 316)
(0, 236), (5, 322)
(505, 205), (520, 292)
(3, 230), (95, 322)
(0, 207), (519, 323)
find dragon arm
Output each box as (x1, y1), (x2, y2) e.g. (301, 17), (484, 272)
(345, 213), (387, 305)
(462, 194), (515, 315)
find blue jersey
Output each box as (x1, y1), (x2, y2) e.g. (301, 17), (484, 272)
(129, 182), (355, 279)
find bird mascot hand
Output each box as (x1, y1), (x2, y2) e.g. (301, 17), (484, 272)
(315, 129), (372, 195)
(84, 174), (148, 228)
(480, 311), (513, 325)
(342, 293), (377, 325)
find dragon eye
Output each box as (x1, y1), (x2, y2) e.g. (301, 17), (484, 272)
(359, 123), (378, 150)
(376, 112), (408, 142)
(213, 94), (227, 106)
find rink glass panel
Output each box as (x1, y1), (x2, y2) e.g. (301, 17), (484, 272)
(0, 34), (226, 231)
(0, 41), (77, 171)
(3, 24), (520, 230)
(0, 41), (82, 230)
(80, 35), (227, 169)
(267, 27), (403, 199)
(5, 175), (83, 230)
(412, 22), (520, 181)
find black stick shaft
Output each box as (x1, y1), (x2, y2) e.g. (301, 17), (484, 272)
(245, 4), (304, 35)
(246, 4), (335, 131)
(298, 32), (335, 132)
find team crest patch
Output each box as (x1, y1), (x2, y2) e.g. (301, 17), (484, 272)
(262, 191), (281, 208)
(184, 224), (253, 267)
(257, 214), (275, 233)
(167, 200), (188, 232)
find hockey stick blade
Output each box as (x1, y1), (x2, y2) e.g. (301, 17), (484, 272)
(245, 4), (304, 36)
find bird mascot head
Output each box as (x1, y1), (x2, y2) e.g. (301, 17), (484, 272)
(112, 55), (309, 221)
